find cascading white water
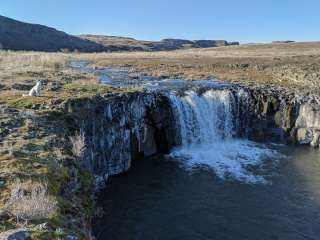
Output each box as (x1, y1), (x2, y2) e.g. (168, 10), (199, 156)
(169, 90), (235, 146)
(168, 89), (281, 184)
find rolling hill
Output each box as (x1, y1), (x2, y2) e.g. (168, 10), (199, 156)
(0, 15), (239, 52)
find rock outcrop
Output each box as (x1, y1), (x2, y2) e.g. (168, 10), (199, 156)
(61, 85), (320, 179)
(247, 86), (320, 147)
(79, 35), (240, 52)
(63, 92), (174, 176)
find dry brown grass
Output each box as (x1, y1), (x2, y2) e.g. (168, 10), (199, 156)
(0, 51), (69, 70)
(0, 51), (141, 108)
(5, 180), (57, 223)
(0, 51), (71, 93)
(1, 42), (320, 98)
(0, 51), (93, 235)
(74, 42), (320, 91)
(79, 42), (320, 59)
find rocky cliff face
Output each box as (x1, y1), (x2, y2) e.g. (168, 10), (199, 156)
(0, 15), (107, 52)
(63, 86), (320, 178)
(247, 86), (320, 147)
(63, 92), (174, 176)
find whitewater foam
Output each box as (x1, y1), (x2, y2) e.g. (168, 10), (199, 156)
(168, 89), (282, 184)
(169, 140), (281, 184)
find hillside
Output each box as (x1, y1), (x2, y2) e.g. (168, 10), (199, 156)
(0, 15), (107, 52)
(0, 15), (239, 53)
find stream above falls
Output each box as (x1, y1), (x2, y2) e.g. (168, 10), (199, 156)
(70, 61), (235, 91)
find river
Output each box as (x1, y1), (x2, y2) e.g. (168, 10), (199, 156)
(94, 145), (320, 240)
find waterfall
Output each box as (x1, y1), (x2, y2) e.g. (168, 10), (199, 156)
(169, 89), (237, 146)
(168, 89), (280, 184)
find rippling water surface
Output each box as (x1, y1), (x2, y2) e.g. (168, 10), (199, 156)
(94, 145), (320, 240)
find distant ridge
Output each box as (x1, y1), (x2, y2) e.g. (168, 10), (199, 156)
(0, 15), (239, 52)
(272, 40), (295, 44)
(79, 35), (240, 51)
(0, 15), (107, 52)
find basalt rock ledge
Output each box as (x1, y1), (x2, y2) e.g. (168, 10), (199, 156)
(62, 84), (320, 178)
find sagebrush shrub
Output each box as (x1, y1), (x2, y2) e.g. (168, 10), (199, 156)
(6, 181), (57, 223)
(69, 131), (86, 164)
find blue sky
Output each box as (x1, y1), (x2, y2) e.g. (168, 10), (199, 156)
(1, 0), (319, 43)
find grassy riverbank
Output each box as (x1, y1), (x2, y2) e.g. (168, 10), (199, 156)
(0, 51), (140, 239)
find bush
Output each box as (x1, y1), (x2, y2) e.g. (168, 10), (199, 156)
(69, 131), (86, 165)
(5, 181), (57, 223)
